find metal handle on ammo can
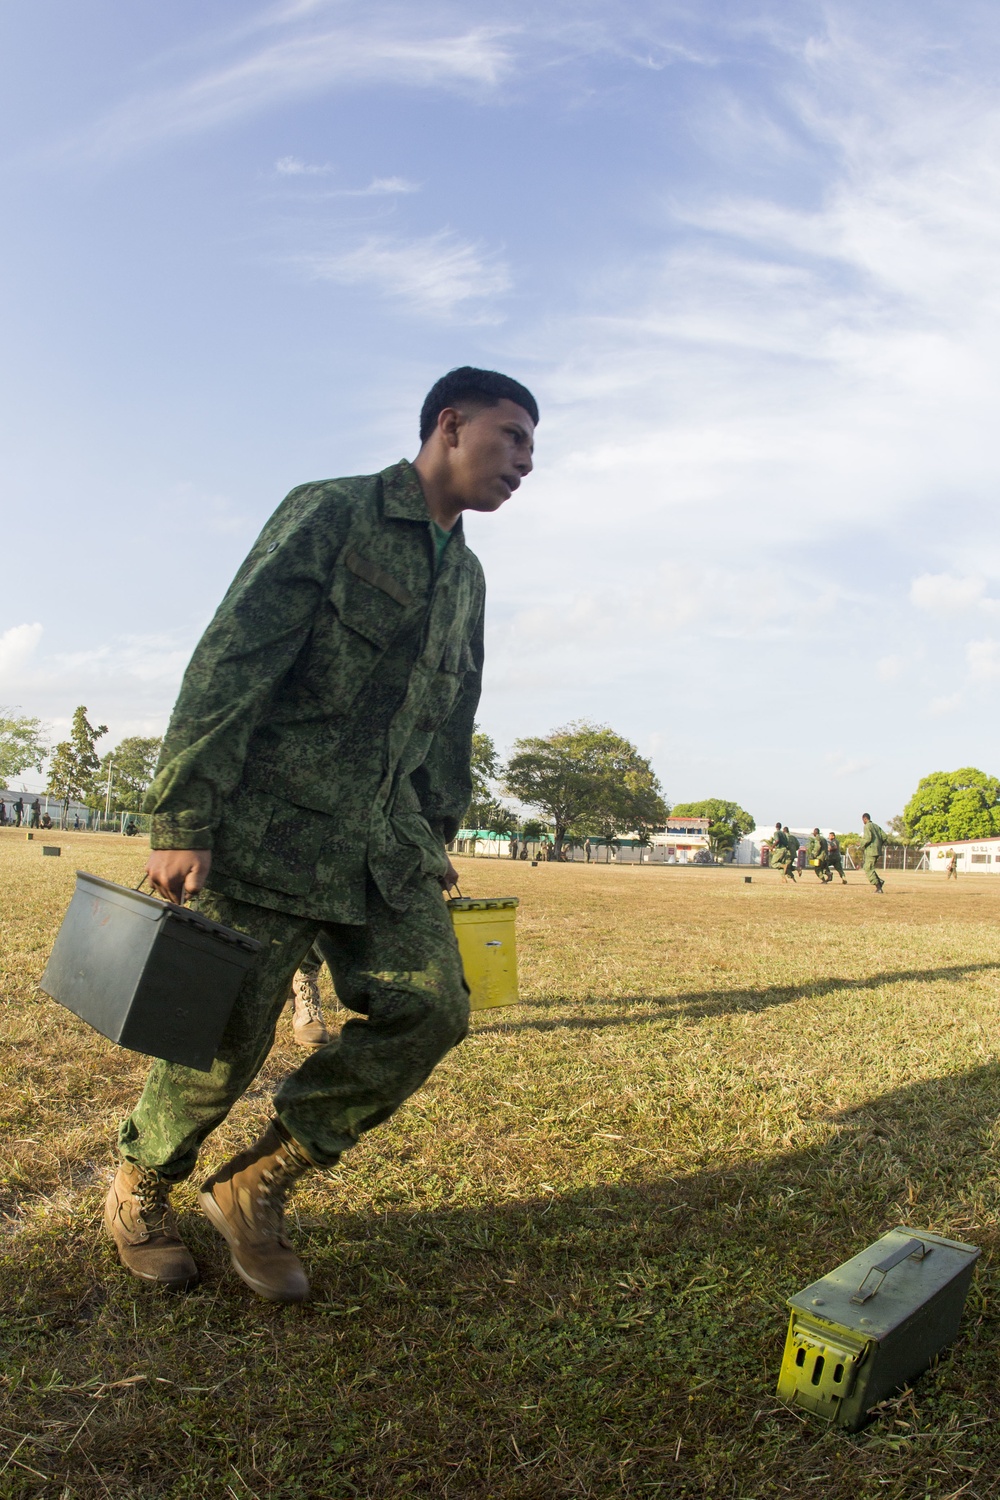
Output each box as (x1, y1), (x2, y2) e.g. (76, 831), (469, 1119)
(851, 1237), (931, 1304)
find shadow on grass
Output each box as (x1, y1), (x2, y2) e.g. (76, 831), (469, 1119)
(474, 961), (1000, 1034)
(5, 1068), (1000, 1500)
(7, 1063), (1000, 1498)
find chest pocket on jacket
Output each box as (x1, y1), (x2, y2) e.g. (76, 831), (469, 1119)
(416, 638), (475, 732)
(300, 552), (415, 714)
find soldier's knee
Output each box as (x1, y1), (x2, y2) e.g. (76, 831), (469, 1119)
(429, 974), (470, 1051)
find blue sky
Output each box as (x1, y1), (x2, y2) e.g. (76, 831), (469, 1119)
(3, 0), (1000, 828)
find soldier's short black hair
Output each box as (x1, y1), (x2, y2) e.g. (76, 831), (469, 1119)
(862, 812), (871, 820)
(419, 366), (539, 443)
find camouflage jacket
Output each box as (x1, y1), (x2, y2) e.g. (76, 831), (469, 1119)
(145, 460), (484, 923)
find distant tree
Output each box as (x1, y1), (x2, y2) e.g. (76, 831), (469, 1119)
(671, 799), (755, 840)
(471, 726), (499, 803)
(46, 706), (108, 825)
(0, 706), (48, 789)
(903, 768), (1000, 845)
(98, 736), (163, 812)
(886, 813), (922, 847)
(503, 721), (669, 854)
(477, 799), (516, 836)
(520, 819), (547, 841)
(836, 831), (863, 864)
(706, 822), (736, 861)
(465, 724), (517, 831)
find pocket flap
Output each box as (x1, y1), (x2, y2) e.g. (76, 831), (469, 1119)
(344, 549), (413, 607)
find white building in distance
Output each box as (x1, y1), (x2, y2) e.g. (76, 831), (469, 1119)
(923, 837), (1000, 874)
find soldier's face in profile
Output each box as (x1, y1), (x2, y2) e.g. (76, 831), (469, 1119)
(449, 399), (535, 512)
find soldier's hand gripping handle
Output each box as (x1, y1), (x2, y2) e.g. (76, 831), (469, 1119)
(147, 849), (213, 904)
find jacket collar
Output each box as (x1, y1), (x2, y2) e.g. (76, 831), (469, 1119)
(380, 460), (466, 548)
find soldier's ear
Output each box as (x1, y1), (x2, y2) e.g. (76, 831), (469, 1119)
(437, 407), (463, 448)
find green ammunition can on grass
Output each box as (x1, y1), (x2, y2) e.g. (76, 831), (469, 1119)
(777, 1227), (980, 1430)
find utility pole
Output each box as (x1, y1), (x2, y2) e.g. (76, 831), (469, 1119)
(104, 760), (115, 825)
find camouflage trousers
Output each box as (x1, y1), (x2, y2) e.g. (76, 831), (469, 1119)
(827, 855), (846, 881)
(298, 941), (324, 978)
(118, 876), (469, 1176)
(862, 850), (883, 888)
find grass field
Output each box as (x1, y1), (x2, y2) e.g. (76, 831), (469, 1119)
(3, 830), (1000, 1498)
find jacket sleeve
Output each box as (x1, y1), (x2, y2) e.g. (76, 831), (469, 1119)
(411, 597), (484, 844)
(145, 486), (344, 849)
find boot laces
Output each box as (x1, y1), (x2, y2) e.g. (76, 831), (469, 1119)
(293, 974), (324, 1024)
(132, 1169), (176, 1235)
(255, 1146), (309, 1240)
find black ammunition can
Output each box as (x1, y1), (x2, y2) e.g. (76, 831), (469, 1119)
(40, 871), (261, 1072)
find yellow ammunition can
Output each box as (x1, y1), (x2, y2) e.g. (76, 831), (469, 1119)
(448, 896), (519, 1011)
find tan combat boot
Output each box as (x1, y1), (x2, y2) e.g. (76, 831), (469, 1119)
(290, 969), (331, 1048)
(104, 1161), (199, 1290)
(198, 1121), (313, 1302)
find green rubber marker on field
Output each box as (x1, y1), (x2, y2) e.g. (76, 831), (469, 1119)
(777, 1227), (980, 1430)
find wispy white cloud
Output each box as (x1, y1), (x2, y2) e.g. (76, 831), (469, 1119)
(830, 756), (874, 780)
(910, 573), (990, 615)
(0, 623), (43, 686)
(64, 16), (514, 161)
(297, 231), (510, 320)
(336, 176), (420, 197)
(275, 154), (330, 175)
(0, 625), (191, 750)
(966, 638), (1000, 682)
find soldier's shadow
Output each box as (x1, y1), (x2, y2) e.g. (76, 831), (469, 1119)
(471, 961), (1000, 1034)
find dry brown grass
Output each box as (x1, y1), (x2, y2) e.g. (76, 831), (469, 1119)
(3, 829), (1000, 1497)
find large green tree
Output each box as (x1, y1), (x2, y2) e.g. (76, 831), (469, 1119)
(502, 721), (669, 853)
(98, 735), (163, 812)
(46, 706), (109, 824)
(671, 798), (754, 859)
(903, 767), (1000, 845)
(0, 706), (48, 789)
(465, 724), (515, 832)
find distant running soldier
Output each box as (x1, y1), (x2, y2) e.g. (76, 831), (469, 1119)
(946, 851), (958, 880)
(768, 822), (795, 882)
(807, 828), (830, 882)
(826, 832), (847, 884)
(783, 826), (800, 880)
(861, 813), (887, 894)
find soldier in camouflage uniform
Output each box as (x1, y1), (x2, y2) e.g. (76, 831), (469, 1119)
(768, 822), (794, 881)
(807, 828), (830, 882)
(860, 813), (886, 893)
(104, 367), (538, 1301)
(826, 832), (848, 884)
(783, 826), (801, 880)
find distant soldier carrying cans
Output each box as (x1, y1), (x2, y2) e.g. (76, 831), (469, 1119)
(769, 822), (795, 883)
(861, 813), (887, 894)
(826, 833), (848, 884)
(783, 826), (801, 878)
(807, 828), (830, 882)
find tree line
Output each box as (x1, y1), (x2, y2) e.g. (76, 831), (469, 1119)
(469, 719), (754, 857)
(891, 767), (1000, 847)
(0, 704), (162, 823)
(17, 705), (987, 854)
